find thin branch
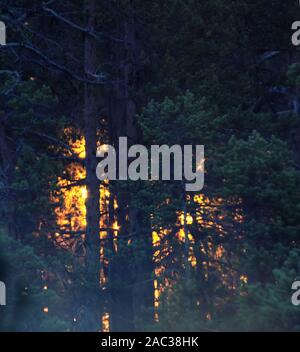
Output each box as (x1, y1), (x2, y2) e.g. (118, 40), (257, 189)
(30, 130), (82, 161)
(1, 43), (106, 85)
(43, 6), (122, 43)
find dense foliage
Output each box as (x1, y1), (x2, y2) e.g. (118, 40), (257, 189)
(0, 0), (300, 331)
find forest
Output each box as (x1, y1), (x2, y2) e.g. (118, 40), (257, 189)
(0, 0), (300, 332)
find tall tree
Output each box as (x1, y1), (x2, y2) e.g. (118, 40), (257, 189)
(82, 0), (102, 331)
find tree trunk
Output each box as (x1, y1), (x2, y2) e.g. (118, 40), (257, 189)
(107, 2), (154, 331)
(81, 0), (102, 331)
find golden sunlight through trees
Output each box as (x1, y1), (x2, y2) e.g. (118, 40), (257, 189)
(51, 131), (247, 331)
